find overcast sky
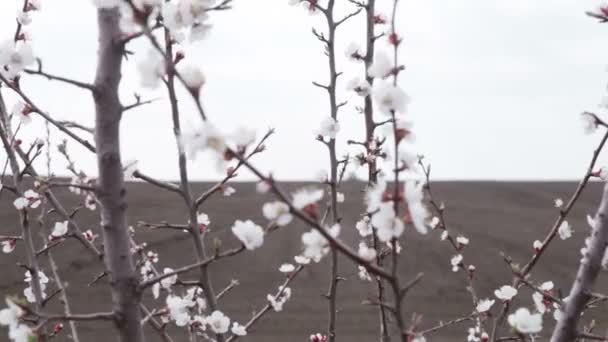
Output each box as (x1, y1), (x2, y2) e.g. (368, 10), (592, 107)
(1, 0), (608, 181)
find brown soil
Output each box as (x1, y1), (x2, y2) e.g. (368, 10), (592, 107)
(1, 181), (607, 341)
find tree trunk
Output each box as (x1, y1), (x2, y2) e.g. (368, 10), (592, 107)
(93, 8), (145, 342)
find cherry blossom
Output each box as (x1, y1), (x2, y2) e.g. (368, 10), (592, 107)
(0, 40), (35, 79)
(279, 263), (295, 273)
(357, 242), (377, 262)
(317, 117), (340, 139)
(160, 268), (178, 290)
(412, 335), (427, 342)
(558, 221), (572, 240)
(372, 81), (409, 115)
(451, 254), (463, 272)
(494, 285), (517, 302)
(263, 201), (293, 226)
(294, 255), (311, 265)
(533, 240), (543, 253)
(8, 322), (32, 342)
(166, 295), (193, 327)
(371, 203), (404, 242)
(2, 240), (17, 254)
(267, 287), (292, 312)
(368, 51), (392, 79)
(404, 180), (429, 235)
(207, 310), (230, 334)
(292, 188), (324, 210)
(508, 308), (543, 334)
(301, 224), (340, 262)
(11, 102), (32, 125)
(345, 42), (364, 61)
(179, 64), (206, 92)
(50, 221), (69, 240)
(0, 298), (23, 327)
(231, 321), (247, 336)
(456, 235), (470, 248)
(181, 122), (227, 161)
(231, 220), (265, 250)
(13, 190), (41, 210)
(310, 333), (327, 342)
(476, 299), (494, 313)
(355, 217), (372, 237)
(581, 112), (598, 134)
(346, 77), (371, 97)
(137, 49), (165, 89)
(554, 198), (564, 208)
(365, 178), (387, 212)
(358, 265), (372, 281)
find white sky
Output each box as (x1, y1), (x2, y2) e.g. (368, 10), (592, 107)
(1, 0), (608, 181)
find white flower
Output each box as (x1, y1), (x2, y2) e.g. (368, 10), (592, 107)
(357, 242), (377, 262)
(13, 190), (41, 210)
(539, 281), (553, 291)
(160, 268), (178, 289)
(558, 221), (573, 240)
(0, 298), (23, 327)
(451, 254), (463, 272)
(508, 308), (543, 334)
(137, 49), (165, 89)
(179, 64), (206, 91)
(404, 181), (429, 235)
(2, 240), (17, 254)
(181, 122), (226, 159)
(317, 117), (340, 139)
(12, 102), (32, 125)
(230, 126), (256, 148)
(368, 51), (392, 78)
(373, 81), (409, 115)
(587, 214), (598, 230)
(197, 212), (210, 226)
(222, 186), (236, 196)
(24, 270), (48, 285)
(355, 217), (373, 237)
(494, 285), (517, 301)
(16, 10), (32, 26)
(532, 292), (547, 314)
(581, 112), (598, 135)
(345, 42), (364, 60)
(279, 263), (295, 273)
(166, 295), (192, 327)
(456, 235), (469, 247)
(533, 240), (543, 251)
(358, 265), (372, 281)
(207, 310), (230, 334)
(231, 322), (247, 336)
(24, 286), (46, 303)
(346, 77), (371, 96)
(8, 323), (32, 342)
(476, 299), (494, 313)
(294, 255), (311, 265)
(365, 179), (387, 212)
(411, 335), (426, 342)
(292, 188), (324, 210)
(267, 287), (291, 312)
(263, 202), (293, 226)
(440, 230), (449, 241)
(0, 40), (35, 79)
(371, 203), (404, 242)
(301, 224), (340, 262)
(50, 221), (69, 238)
(554, 198), (564, 208)
(231, 220), (264, 250)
